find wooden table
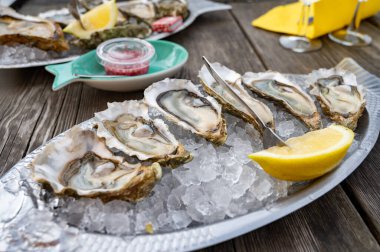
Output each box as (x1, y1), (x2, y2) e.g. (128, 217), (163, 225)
(2, 0), (380, 251)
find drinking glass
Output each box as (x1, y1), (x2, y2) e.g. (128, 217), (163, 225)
(328, 0), (371, 46)
(279, 0), (322, 53)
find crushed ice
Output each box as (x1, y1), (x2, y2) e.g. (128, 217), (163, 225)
(43, 113), (293, 236)
(0, 45), (84, 65)
(0, 73), (362, 242)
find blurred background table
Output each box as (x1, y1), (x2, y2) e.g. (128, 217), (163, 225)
(1, 0), (380, 251)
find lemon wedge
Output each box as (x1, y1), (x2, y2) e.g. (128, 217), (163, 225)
(63, 0), (118, 39)
(249, 124), (354, 181)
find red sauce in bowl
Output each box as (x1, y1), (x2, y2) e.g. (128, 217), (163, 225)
(96, 38), (155, 76)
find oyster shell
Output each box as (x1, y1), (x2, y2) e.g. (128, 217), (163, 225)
(310, 74), (366, 130)
(243, 72), (321, 130)
(31, 126), (162, 202)
(71, 18), (152, 49)
(95, 100), (191, 168)
(156, 0), (189, 19)
(199, 63), (274, 134)
(118, 0), (157, 23)
(0, 6), (69, 51)
(144, 78), (227, 144)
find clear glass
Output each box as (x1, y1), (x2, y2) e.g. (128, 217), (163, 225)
(96, 38), (155, 76)
(279, 0), (322, 53)
(328, 0), (372, 46)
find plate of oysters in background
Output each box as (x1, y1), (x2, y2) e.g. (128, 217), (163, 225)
(1, 57), (380, 251)
(0, 0), (230, 68)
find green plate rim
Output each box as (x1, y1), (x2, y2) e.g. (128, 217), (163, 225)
(45, 40), (188, 83)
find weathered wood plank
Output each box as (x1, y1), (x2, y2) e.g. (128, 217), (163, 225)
(230, 0), (380, 246)
(233, 187), (380, 251)
(0, 67), (54, 176)
(342, 144), (380, 241)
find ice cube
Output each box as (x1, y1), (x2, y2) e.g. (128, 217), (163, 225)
(181, 185), (204, 206)
(172, 168), (200, 186)
(104, 213), (132, 235)
(251, 177), (273, 201)
(203, 180), (232, 210)
(277, 120), (295, 138)
(231, 138), (253, 164)
(222, 155), (243, 184)
(230, 165), (256, 199)
(170, 210), (192, 229)
(167, 193), (182, 211)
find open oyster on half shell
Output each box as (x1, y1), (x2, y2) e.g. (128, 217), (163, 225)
(144, 78), (227, 145)
(31, 126), (162, 202)
(0, 6), (69, 51)
(199, 63), (274, 134)
(95, 100), (191, 168)
(243, 71), (321, 130)
(118, 0), (189, 23)
(309, 69), (366, 130)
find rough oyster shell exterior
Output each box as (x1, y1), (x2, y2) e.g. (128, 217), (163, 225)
(308, 68), (366, 130)
(31, 126), (162, 202)
(95, 100), (191, 168)
(0, 6), (69, 51)
(71, 22), (152, 49)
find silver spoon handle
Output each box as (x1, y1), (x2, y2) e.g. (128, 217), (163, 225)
(202, 57), (267, 131)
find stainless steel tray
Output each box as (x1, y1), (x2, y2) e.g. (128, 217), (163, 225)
(0, 0), (231, 69)
(1, 58), (379, 251)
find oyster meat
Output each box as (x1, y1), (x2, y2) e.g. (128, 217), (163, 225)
(310, 74), (366, 130)
(31, 126), (162, 202)
(144, 78), (227, 144)
(95, 100), (191, 168)
(118, 0), (157, 23)
(243, 72), (321, 130)
(199, 63), (274, 134)
(156, 0), (189, 19)
(0, 6), (68, 51)
(119, 0), (189, 21)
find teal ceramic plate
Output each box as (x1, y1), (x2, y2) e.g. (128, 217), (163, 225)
(45, 40), (188, 92)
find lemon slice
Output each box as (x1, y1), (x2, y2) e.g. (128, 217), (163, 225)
(63, 0), (118, 39)
(249, 124), (354, 181)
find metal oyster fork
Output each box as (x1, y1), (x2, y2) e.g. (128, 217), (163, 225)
(202, 56), (288, 148)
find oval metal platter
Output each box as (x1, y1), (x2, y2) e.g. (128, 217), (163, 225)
(0, 0), (231, 69)
(1, 58), (380, 251)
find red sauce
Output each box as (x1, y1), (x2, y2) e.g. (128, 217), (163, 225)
(104, 63), (149, 76)
(97, 38), (155, 77)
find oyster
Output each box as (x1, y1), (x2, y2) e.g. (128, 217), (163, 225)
(31, 126), (162, 202)
(144, 78), (227, 144)
(119, 0), (189, 21)
(199, 63), (274, 134)
(70, 16), (152, 49)
(243, 72), (321, 130)
(118, 0), (157, 23)
(0, 6), (68, 51)
(156, 0), (189, 19)
(310, 75), (366, 130)
(95, 100), (191, 167)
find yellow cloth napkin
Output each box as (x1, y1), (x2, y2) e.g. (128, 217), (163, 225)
(252, 0), (380, 39)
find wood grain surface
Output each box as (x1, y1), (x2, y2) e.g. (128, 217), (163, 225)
(1, 1), (380, 251)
